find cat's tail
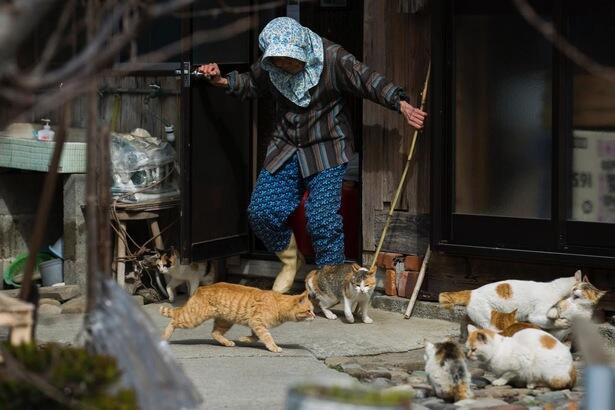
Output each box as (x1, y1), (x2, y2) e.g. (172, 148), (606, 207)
(160, 305), (179, 320)
(439, 290), (472, 309)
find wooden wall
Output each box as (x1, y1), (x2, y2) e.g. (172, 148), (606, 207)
(361, 0), (431, 258)
(31, 76), (181, 140)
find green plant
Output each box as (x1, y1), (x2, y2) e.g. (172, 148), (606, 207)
(0, 343), (137, 410)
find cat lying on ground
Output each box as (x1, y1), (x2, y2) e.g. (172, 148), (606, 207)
(305, 263), (376, 324)
(440, 270), (598, 337)
(155, 247), (215, 302)
(424, 340), (473, 402)
(160, 282), (315, 352)
(466, 325), (576, 390)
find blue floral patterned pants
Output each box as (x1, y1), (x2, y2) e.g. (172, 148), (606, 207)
(247, 155), (347, 266)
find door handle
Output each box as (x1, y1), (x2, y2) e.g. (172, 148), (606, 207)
(178, 63), (211, 88)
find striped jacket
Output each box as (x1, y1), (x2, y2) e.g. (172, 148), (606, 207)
(226, 39), (405, 177)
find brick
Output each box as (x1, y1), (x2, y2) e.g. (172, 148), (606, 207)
(376, 252), (403, 269)
(397, 271), (419, 298)
(384, 269), (397, 296)
(404, 255), (423, 271)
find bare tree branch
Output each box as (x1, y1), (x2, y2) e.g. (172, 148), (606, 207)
(512, 0), (615, 83)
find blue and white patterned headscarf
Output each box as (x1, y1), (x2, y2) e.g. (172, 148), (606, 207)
(259, 17), (324, 107)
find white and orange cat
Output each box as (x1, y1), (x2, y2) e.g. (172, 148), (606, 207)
(547, 276), (606, 340)
(466, 325), (576, 390)
(160, 282), (315, 353)
(440, 270), (604, 336)
(306, 263), (376, 324)
(155, 248), (215, 302)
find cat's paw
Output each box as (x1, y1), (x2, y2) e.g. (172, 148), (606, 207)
(345, 314), (355, 323)
(362, 316), (373, 324)
(221, 340), (236, 347)
(324, 311), (338, 320)
(492, 378), (508, 386)
(267, 345), (283, 353)
(554, 318), (570, 328)
(238, 336), (258, 343)
(547, 307), (559, 320)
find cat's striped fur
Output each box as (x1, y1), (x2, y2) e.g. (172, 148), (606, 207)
(160, 283), (315, 352)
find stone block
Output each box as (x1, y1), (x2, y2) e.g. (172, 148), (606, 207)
(38, 303), (62, 315)
(404, 255), (423, 271)
(1, 285), (80, 301)
(376, 252), (403, 269)
(61, 295), (86, 314)
(39, 298), (61, 306)
(397, 271), (419, 298)
(384, 269), (397, 296)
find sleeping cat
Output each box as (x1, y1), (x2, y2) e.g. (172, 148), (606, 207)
(547, 275), (606, 340)
(424, 341), (473, 402)
(155, 248), (215, 302)
(159, 282), (315, 352)
(440, 271), (583, 332)
(466, 325), (576, 390)
(305, 263), (376, 324)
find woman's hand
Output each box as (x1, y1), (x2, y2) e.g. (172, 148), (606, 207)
(400, 101), (427, 130)
(198, 63), (228, 87)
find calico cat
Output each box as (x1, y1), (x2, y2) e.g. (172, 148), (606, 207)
(439, 271), (583, 332)
(466, 325), (576, 390)
(424, 341), (473, 402)
(489, 309), (540, 337)
(547, 275), (606, 340)
(155, 248), (215, 302)
(159, 282), (315, 352)
(305, 263), (376, 324)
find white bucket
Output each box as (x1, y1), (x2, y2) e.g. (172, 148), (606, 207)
(40, 259), (63, 287)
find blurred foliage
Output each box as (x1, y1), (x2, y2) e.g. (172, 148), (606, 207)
(0, 342), (137, 410)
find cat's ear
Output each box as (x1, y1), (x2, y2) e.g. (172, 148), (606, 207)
(467, 324), (477, 334)
(596, 289), (607, 302)
(583, 274), (590, 283)
(368, 265), (377, 275)
(351, 263), (361, 273)
(297, 291), (309, 304)
(574, 270), (582, 282)
(511, 308), (518, 317)
(476, 332), (487, 343)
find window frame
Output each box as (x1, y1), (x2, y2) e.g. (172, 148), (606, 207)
(431, 0), (615, 267)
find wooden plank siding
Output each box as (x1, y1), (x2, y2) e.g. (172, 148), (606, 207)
(361, 0), (431, 256)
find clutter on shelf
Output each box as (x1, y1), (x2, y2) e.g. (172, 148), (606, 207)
(111, 128), (179, 203)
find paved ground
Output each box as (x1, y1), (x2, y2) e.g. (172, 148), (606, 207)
(34, 303), (459, 410)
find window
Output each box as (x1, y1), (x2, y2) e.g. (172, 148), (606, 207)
(432, 0), (615, 263)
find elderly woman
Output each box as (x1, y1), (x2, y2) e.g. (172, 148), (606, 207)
(200, 17), (426, 293)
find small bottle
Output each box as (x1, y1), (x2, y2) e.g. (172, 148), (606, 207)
(37, 119), (55, 142)
(165, 125), (175, 143)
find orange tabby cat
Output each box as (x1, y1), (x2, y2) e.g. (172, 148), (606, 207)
(159, 282), (315, 352)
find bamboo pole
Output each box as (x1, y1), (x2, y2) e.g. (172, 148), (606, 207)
(369, 62), (431, 271)
(404, 245), (431, 318)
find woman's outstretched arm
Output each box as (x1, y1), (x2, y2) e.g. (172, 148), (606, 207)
(198, 62), (269, 100)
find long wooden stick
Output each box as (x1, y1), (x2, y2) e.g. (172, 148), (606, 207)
(370, 62), (431, 271)
(404, 245), (431, 318)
